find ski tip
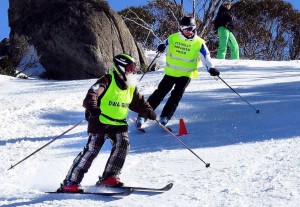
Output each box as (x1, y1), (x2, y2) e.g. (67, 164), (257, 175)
(164, 183), (173, 190)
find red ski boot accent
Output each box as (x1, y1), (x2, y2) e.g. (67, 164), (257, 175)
(58, 182), (83, 193)
(97, 176), (124, 187)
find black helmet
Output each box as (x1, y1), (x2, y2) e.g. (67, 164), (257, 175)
(113, 54), (136, 80)
(180, 16), (196, 27)
(179, 16), (196, 38)
(179, 16), (196, 33)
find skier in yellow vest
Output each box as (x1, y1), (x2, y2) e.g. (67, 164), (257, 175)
(58, 54), (156, 193)
(136, 16), (219, 127)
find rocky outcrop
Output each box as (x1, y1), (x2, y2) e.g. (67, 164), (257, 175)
(8, 0), (148, 80)
(0, 38), (10, 59)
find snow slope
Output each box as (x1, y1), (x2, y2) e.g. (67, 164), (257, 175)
(0, 51), (299, 207)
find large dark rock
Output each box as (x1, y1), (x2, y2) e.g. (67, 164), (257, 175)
(8, 0), (148, 80)
(0, 38), (10, 58)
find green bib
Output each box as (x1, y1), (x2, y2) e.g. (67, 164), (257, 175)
(165, 33), (204, 78)
(99, 70), (135, 125)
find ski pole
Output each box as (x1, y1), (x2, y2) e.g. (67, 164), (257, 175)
(8, 119), (85, 170)
(217, 76), (260, 114)
(139, 52), (161, 82)
(155, 120), (210, 168)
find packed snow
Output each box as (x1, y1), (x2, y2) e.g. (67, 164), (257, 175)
(0, 51), (299, 207)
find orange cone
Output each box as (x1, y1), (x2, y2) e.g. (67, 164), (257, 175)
(176, 118), (189, 136)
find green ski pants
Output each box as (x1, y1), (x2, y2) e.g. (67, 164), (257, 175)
(216, 26), (239, 60)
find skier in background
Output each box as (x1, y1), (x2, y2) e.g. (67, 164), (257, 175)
(214, 0), (239, 59)
(136, 16), (220, 128)
(58, 54), (156, 193)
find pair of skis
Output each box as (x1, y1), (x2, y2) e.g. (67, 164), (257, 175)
(47, 183), (173, 197)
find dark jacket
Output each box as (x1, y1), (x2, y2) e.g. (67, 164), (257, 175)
(83, 70), (153, 134)
(214, 5), (235, 31)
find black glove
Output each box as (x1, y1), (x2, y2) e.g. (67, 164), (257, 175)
(84, 109), (91, 121)
(157, 44), (166, 53)
(90, 108), (101, 116)
(85, 108), (100, 121)
(208, 67), (220, 76)
(146, 109), (157, 120)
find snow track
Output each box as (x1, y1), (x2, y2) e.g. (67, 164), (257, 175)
(1, 55), (299, 206)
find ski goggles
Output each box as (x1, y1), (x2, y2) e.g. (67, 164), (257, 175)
(126, 63), (136, 73)
(180, 25), (196, 32)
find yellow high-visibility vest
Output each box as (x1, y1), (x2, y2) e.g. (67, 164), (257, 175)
(165, 33), (204, 78)
(99, 70), (135, 125)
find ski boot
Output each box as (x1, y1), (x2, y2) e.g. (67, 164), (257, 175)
(96, 176), (124, 187)
(159, 116), (169, 126)
(136, 116), (146, 128)
(57, 181), (83, 193)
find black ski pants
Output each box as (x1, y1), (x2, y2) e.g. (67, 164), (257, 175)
(146, 75), (191, 119)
